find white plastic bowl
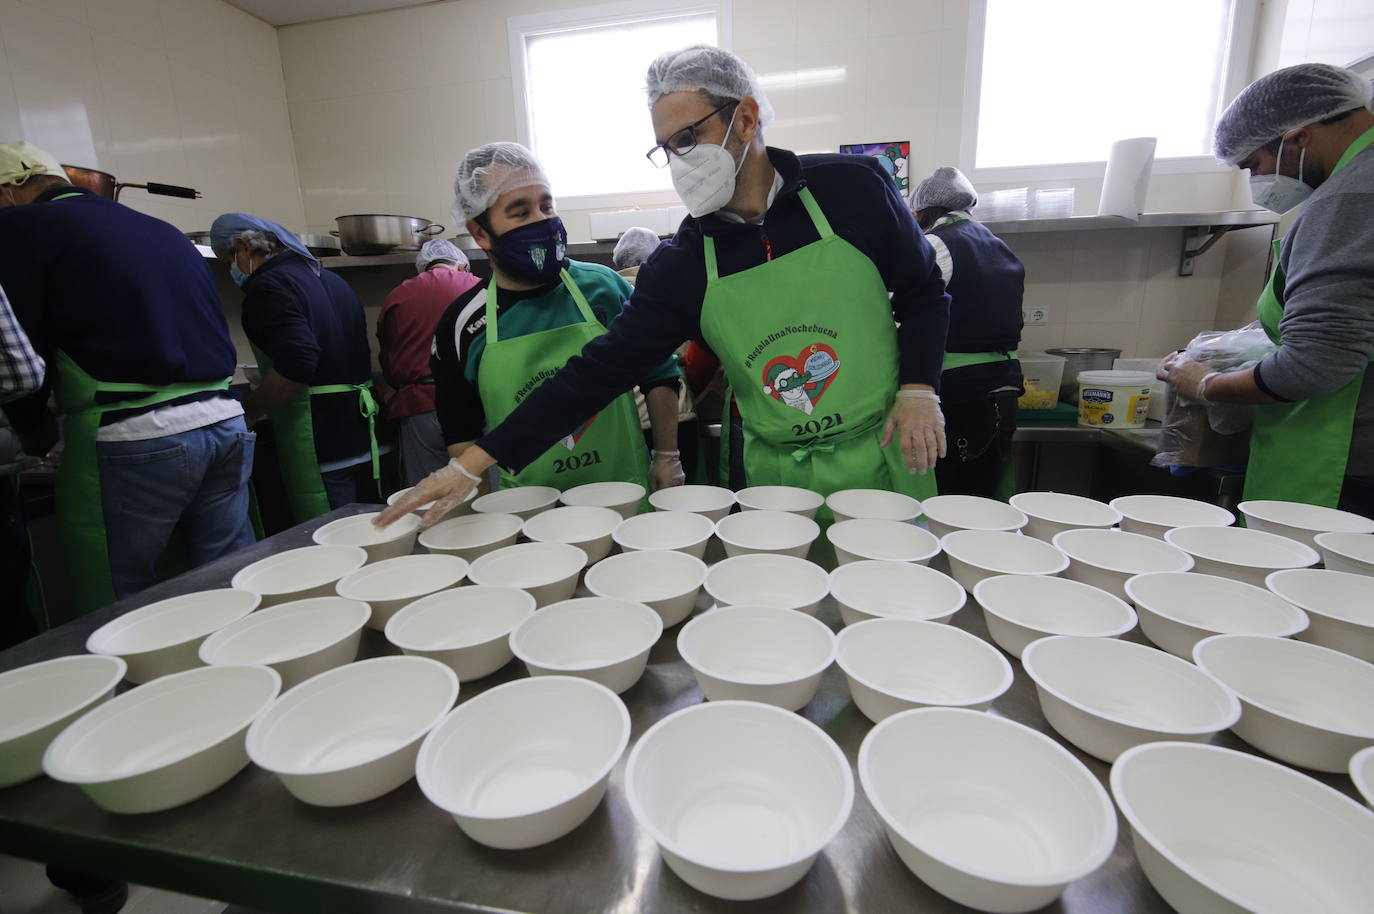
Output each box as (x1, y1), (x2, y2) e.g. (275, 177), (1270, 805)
(86, 588), (261, 683)
(472, 485), (560, 521)
(0, 655), (127, 788)
(384, 586), (536, 681)
(311, 511), (420, 563)
(230, 545), (368, 608)
(939, 529), (1069, 592)
(1315, 531), (1374, 576)
(1164, 525), (1319, 587)
(42, 664), (280, 813)
(1009, 491), (1121, 542)
(1052, 528), (1194, 601)
(704, 554), (830, 616)
(1239, 499), (1374, 551)
(648, 484), (736, 522)
(417, 512), (523, 561)
(1124, 571), (1309, 659)
(625, 701), (853, 901)
(677, 606), (835, 710)
(1266, 568), (1374, 663)
(836, 619), (1012, 722)
(246, 655), (458, 806)
(612, 509), (715, 560)
(197, 596), (369, 690)
(466, 542), (588, 607)
(1352, 745), (1374, 808)
(860, 708), (1116, 913)
(828, 560), (967, 626)
(826, 488), (921, 524)
(1109, 494), (1234, 539)
(335, 553), (469, 631)
(387, 485), (467, 524)
(736, 485), (825, 518)
(973, 574), (1137, 658)
(826, 518), (941, 565)
(509, 597), (662, 693)
(520, 505), (622, 565)
(921, 494), (1027, 539)
(416, 676), (629, 849)
(1021, 636), (1240, 763)
(1112, 741), (1374, 914)
(714, 509), (820, 559)
(1192, 634), (1374, 773)
(558, 480), (644, 519)
(583, 549), (707, 627)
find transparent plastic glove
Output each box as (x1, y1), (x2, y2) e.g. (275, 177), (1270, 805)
(880, 390), (946, 475)
(649, 449), (686, 491)
(1157, 353), (1215, 404)
(375, 458), (481, 529)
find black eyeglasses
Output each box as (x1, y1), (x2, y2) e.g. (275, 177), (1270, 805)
(645, 101), (737, 168)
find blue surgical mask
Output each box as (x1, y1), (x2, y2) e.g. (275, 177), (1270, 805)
(230, 262), (249, 286)
(490, 216), (568, 283)
(1250, 137), (1314, 214)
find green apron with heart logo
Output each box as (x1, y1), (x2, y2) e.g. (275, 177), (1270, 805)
(477, 268), (648, 491)
(1243, 125), (1374, 507)
(698, 188), (938, 511)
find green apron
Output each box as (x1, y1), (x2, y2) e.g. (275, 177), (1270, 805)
(53, 350), (231, 613)
(477, 269), (648, 490)
(698, 188), (938, 507)
(250, 344), (380, 524)
(1243, 126), (1374, 507)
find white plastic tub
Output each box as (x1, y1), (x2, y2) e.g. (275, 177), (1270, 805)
(1164, 525), (1319, 587)
(939, 529), (1069, 592)
(510, 597), (662, 694)
(1052, 528), (1193, 601)
(825, 518), (941, 565)
(1266, 568), (1374, 663)
(335, 554), (469, 631)
(1314, 531), (1374, 576)
(384, 586), (535, 681)
(0, 655), (126, 788)
(43, 664), (281, 814)
(1021, 636), (1240, 763)
(859, 708), (1116, 913)
(559, 481), (644, 519)
(611, 510), (715, 560)
(311, 511), (419, 564)
(973, 574), (1137, 658)
(520, 505), (622, 565)
(416, 676), (630, 849)
(677, 606), (835, 710)
(472, 486), (560, 521)
(1009, 492), (1121, 542)
(1125, 571), (1309, 659)
(735, 485), (825, 518)
(197, 596), (369, 690)
(1075, 369), (1153, 429)
(583, 549), (707, 627)
(230, 545), (367, 608)
(86, 588), (261, 683)
(1109, 494), (1233, 539)
(920, 494), (1027, 539)
(828, 560), (966, 626)
(466, 542), (588, 607)
(648, 484), (736, 522)
(1239, 499), (1374, 551)
(625, 701), (853, 900)
(704, 554), (830, 615)
(825, 488), (922, 524)
(418, 512), (522, 562)
(714, 509), (819, 559)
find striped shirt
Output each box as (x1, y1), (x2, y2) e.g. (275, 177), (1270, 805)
(0, 283), (44, 404)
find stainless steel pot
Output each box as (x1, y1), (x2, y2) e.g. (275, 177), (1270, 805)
(62, 164), (200, 202)
(300, 233), (341, 257)
(1047, 347), (1123, 404)
(332, 214), (444, 256)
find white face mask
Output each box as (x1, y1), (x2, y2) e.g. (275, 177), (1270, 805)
(669, 105), (747, 217)
(1250, 137), (1314, 214)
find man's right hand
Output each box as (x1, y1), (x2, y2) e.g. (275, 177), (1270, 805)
(375, 448), (492, 529)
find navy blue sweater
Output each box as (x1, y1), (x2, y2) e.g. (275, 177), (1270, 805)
(0, 185), (238, 430)
(480, 146), (950, 471)
(239, 253), (373, 465)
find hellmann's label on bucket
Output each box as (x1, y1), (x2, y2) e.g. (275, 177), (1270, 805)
(1078, 386), (1152, 427)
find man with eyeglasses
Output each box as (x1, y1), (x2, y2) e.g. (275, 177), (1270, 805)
(381, 45), (950, 526)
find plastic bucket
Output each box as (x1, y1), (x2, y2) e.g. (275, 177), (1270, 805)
(1076, 370), (1153, 429)
(1017, 351), (1066, 410)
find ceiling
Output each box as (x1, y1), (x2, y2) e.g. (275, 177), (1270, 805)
(225, 0), (436, 27)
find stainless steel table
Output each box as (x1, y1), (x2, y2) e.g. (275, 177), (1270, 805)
(0, 506), (1359, 913)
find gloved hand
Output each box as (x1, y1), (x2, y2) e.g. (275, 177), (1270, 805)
(375, 457), (482, 529)
(649, 449), (686, 491)
(1157, 352), (1217, 403)
(880, 389), (947, 474)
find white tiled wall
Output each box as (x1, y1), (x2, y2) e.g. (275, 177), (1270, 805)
(0, 0), (303, 232)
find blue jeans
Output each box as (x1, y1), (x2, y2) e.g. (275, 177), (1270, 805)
(97, 417), (257, 599)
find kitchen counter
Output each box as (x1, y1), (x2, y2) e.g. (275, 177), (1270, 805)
(1, 504), (1351, 914)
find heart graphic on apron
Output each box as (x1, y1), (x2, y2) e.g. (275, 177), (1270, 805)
(558, 412), (598, 451)
(761, 343), (841, 415)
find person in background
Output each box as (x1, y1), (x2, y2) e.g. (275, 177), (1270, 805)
(911, 166), (1024, 498)
(381, 46), (949, 527)
(423, 143), (684, 497)
(0, 142), (254, 612)
(1158, 63), (1374, 518)
(379, 238), (480, 486)
(612, 225), (661, 280)
(211, 213), (380, 521)
(1, 282), (44, 648)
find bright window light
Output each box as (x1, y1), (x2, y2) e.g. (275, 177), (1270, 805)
(975, 0), (1234, 168)
(524, 12), (717, 198)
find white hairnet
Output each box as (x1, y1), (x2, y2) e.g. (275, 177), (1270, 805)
(645, 45), (775, 128)
(1213, 63), (1373, 164)
(416, 238), (468, 273)
(911, 166), (978, 212)
(0, 141), (66, 187)
(612, 227), (660, 270)
(451, 142), (550, 225)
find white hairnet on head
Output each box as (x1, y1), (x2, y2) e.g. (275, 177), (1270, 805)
(911, 166), (978, 212)
(645, 44), (775, 128)
(416, 238), (468, 273)
(612, 227), (660, 270)
(451, 142), (550, 224)
(1213, 63), (1373, 164)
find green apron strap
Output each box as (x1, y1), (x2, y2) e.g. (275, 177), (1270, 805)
(703, 236), (720, 282)
(942, 350), (1018, 372)
(308, 380), (382, 484)
(250, 345), (331, 523)
(797, 188), (834, 238)
(1331, 125), (1374, 176)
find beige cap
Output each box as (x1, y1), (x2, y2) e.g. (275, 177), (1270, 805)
(0, 140), (67, 186)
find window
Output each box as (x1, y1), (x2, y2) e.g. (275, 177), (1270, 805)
(962, 0), (1256, 177)
(510, 1), (727, 205)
